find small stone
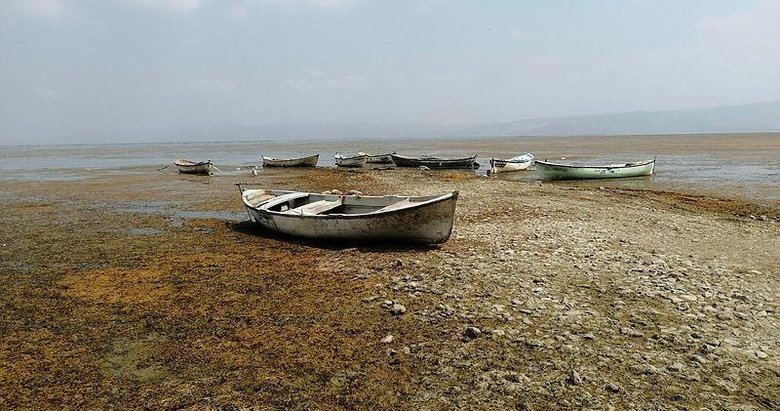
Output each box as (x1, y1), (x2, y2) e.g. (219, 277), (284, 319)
(606, 382), (621, 393)
(464, 327), (481, 339)
(667, 362), (684, 372)
(390, 303), (406, 315)
(641, 365), (659, 375)
(582, 333), (595, 340)
(381, 335), (394, 344)
(755, 351), (769, 359)
(692, 355), (707, 364)
(567, 370), (583, 385)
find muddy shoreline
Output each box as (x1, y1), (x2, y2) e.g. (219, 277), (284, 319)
(1, 167), (777, 410)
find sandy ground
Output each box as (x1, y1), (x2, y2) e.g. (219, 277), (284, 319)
(1, 166), (778, 410)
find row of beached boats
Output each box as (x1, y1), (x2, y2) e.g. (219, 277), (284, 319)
(176, 153), (656, 182)
(175, 152), (480, 174)
(176, 153), (655, 245)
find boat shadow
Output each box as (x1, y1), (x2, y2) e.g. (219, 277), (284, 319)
(227, 221), (442, 252)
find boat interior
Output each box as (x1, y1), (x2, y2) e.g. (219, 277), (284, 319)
(243, 190), (435, 216)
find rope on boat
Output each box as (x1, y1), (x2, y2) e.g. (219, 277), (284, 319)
(156, 164), (171, 172)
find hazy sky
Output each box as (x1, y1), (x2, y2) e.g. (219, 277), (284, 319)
(1, 0), (779, 144)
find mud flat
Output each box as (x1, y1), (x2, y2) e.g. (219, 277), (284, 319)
(1, 167), (778, 410)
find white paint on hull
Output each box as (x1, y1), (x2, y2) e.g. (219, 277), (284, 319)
(174, 159), (212, 174)
(262, 154), (319, 167)
(241, 189), (458, 244)
(334, 154), (368, 167)
(535, 158), (655, 180)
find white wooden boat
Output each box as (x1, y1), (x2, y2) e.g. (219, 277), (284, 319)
(174, 159), (212, 175)
(240, 188), (458, 244)
(489, 153), (534, 174)
(334, 153), (367, 167)
(262, 154), (319, 167)
(358, 151), (396, 164)
(535, 158), (656, 180)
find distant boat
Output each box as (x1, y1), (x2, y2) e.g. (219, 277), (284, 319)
(489, 153), (534, 174)
(262, 154), (319, 167)
(334, 153), (368, 167)
(174, 159), (212, 175)
(535, 158), (656, 180)
(358, 151), (396, 164)
(239, 188), (458, 244)
(390, 154), (478, 169)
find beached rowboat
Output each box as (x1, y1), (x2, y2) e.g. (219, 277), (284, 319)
(390, 154), (478, 169)
(239, 188), (458, 244)
(262, 154), (319, 167)
(174, 159), (212, 175)
(358, 152), (396, 164)
(534, 158), (656, 180)
(334, 153), (367, 167)
(489, 153), (534, 174)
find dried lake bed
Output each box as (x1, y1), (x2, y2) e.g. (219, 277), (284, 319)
(1, 161), (778, 409)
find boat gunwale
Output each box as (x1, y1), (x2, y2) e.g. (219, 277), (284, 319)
(261, 154), (319, 162)
(490, 158), (533, 166)
(534, 158), (655, 170)
(242, 190), (459, 220)
(391, 154), (477, 163)
(174, 159), (212, 167)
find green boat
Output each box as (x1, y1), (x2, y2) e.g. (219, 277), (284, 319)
(535, 158), (655, 181)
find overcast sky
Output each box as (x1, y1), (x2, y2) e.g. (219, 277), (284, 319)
(1, 0), (779, 144)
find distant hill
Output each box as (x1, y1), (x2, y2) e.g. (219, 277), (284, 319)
(37, 100), (780, 145)
(186, 100), (780, 142)
(452, 100), (780, 137)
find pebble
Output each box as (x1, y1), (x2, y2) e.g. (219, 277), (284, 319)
(390, 303), (407, 316)
(464, 327), (482, 339)
(667, 362), (684, 372)
(755, 351), (768, 359)
(606, 382), (621, 393)
(567, 370), (583, 385)
(381, 335), (394, 344)
(582, 333), (596, 340)
(641, 365), (659, 375)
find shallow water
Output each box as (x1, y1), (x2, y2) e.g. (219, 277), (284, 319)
(2, 134), (778, 203)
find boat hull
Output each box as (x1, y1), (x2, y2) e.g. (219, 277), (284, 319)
(535, 159), (655, 180)
(174, 160), (212, 175)
(242, 190), (458, 244)
(335, 155), (367, 167)
(359, 152), (396, 164)
(391, 154), (477, 169)
(262, 154), (319, 167)
(489, 156), (533, 174)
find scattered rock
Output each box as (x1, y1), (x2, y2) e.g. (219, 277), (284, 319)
(390, 303), (407, 316)
(606, 381), (621, 393)
(755, 351), (769, 359)
(567, 370), (583, 385)
(667, 362), (684, 372)
(582, 333), (596, 340)
(640, 365), (659, 375)
(464, 327), (481, 339)
(381, 335), (394, 344)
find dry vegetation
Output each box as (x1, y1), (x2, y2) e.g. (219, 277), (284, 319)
(1, 167), (778, 410)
